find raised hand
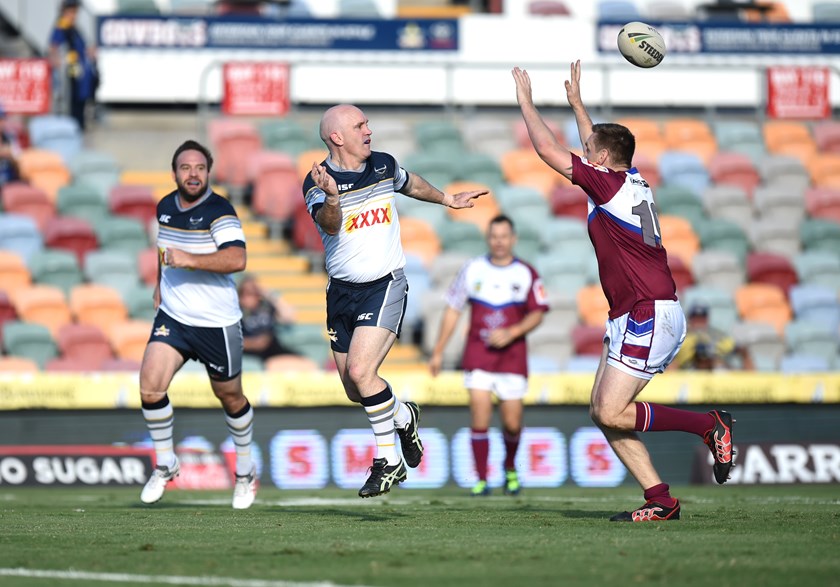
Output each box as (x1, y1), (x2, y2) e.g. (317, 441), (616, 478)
(511, 67), (534, 107)
(565, 59), (583, 109)
(311, 163), (338, 197)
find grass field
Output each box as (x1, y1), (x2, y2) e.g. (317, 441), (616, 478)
(1, 485), (838, 587)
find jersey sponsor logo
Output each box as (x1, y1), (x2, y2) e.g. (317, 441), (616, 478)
(346, 203), (393, 233)
(153, 324), (170, 337)
(629, 177), (650, 188)
(159, 214), (171, 223)
(580, 157), (609, 172)
(207, 362), (225, 373)
(337, 183), (354, 191)
(356, 312), (374, 322)
(189, 216), (203, 226)
(373, 164), (387, 178)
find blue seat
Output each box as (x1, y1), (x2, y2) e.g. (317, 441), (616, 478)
(659, 151), (710, 197)
(785, 320), (839, 363)
(0, 214), (43, 264)
(682, 285), (738, 332)
(596, 0), (641, 22)
(789, 284), (840, 331)
(28, 115), (83, 164)
(780, 354), (830, 374)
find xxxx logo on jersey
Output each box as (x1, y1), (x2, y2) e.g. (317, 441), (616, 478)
(346, 203), (392, 233)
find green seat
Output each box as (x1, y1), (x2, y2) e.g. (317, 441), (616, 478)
(793, 250), (840, 290)
(281, 323), (329, 365)
(258, 120), (317, 156)
(84, 250), (141, 296)
(69, 150), (121, 198)
(439, 220), (487, 257)
(57, 184), (109, 221)
(404, 152), (459, 189)
(2, 321), (57, 369)
(123, 285), (157, 321)
(681, 285), (739, 332)
(116, 0), (160, 14)
(241, 354), (264, 372)
(495, 185), (547, 210)
(538, 217), (588, 252)
(800, 219), (840, 254)
(458, 152), (505, 187)
(93, 216), (149, 255)
(696, 218), (751, 263)
(398, 202), (450, 232)
(656, 184), (706, 228)
(28, 249), (83, 294)
(535, 253), (589, 294)
(712, 120), (765, 164)
(413, 121), (465, 153)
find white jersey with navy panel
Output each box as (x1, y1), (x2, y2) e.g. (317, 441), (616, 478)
(156, 189), (246, 327)
(302, 152), (407, 283)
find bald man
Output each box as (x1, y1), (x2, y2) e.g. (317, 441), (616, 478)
(302, 104), (486, 498)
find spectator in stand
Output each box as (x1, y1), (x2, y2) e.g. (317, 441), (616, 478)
(672, 304), (754, 371)
(238, 273), (300, 360)
(48, 0), (98, 131)
(0, 105), (21, 185)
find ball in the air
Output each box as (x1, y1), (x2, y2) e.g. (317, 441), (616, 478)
(617, 21), (666, 69)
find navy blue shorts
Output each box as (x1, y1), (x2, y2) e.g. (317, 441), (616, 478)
(149, 310), (244, 381)
(326, 268), (408, 354)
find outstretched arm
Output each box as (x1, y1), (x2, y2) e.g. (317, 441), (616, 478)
(566, 60), (593, 149)
(401, 172), (487, 209)
(512, 66), (573, 180)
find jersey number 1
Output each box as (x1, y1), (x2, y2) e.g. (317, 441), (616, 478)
(631, 201), (662, 248)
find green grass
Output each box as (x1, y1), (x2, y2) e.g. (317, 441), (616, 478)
(1, 485), (838, 587)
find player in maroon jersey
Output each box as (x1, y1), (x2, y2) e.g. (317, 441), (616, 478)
(512, 61), (734, 521)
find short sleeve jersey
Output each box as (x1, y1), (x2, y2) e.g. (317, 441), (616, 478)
(302, 151), (408, 283)
(571, 153), (677, 318)
(156, 190), (245, 327)
(446, 256), (549, 377)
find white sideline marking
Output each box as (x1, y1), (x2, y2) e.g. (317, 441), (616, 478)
(0, 568), (378, 587)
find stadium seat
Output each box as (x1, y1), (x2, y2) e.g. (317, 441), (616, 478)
(793, 250), (840, 290)
(668, 255), (694, 294)
(264, 354), (320, 372)
(535, 253), (590, 295)
(28, 114), (83, 164)
(119, 170), (172, 201)
(0, 290), (19, 332)
(495, 185), (548, 211)
(109, 184), (158, 225)
(789, 284), (840, 331)
(43, 216), (98, 265)
(439, 220), (488, 257)
(633, 152), (661, 189)
(445, 181), (500, 231)
(707, 152), (761, 198)
(212, 126), (263, 189)
(0, 214), (43, 263)
(70, 284), (129, 332)
(804, 187), (840, 224)
(57, 322), (114, 363)
(16, 149), (72, 202)
(296, 149), (329, 184)
(137, 248), (159, 287)
(0, 250), (32, 294)
(549, 185), (588, 221)
(662, 118), (718, 164)
(763, 121), (816, 163)
(539, 216), (589, 254)
(615, 117), (666, 161)
(734, 283), (792, 335)
(245, 255), (309, 276)
(1, 181), (55, 231)
(655, 184), (705, 228)
(813, 120), (840, 153)
(404, 151), (459, 190)
(9, 284), (72, 335)
(800, 219), (840, 255)
(84, 249), (142, 297)
(746, 252), (798, 297)
(57, 183), (110, 221)
(458, 152), (505, 188)
(813, 1), (840, 21)
(731, 320), (785, 371)
(291, 206), (325, 254)
(514, 118), (565, 150)
(427, 251), (471, 289)
(696, 218), (750, 263)
(45, 356), (107, 372)
(69, 150), (121, 198)
(571, 324), (606, 356)
(645, 0), (690, 19)
(577, 283), (609, 327)
(538, 293), (580, 339)
(712, 120), (765, 164)
(280, 323), (329, 365)
(753, 185), (806, 223)
(93, 216), (149, 256)
(98, 358), (141, 372)
(462, 118), (516, 160)
(806, 154), (840, 189)
(749, 216), (802, 258)
(691, 250), (745, 294)
(400, 217), (442, 267)
(596, 0), (641, 21)
(413, 120), (465, 154)
(501, 148), (565, 196)
(528, 323), (574, 368)
(2, 321), (58, 368)
(108, 320), (153, 362)
(0, 356), (40, 372)
(779, 354), (830, 374)
(398, 197), (450, 232)
(702, 185), (753, 233)
(249, 152), (304, 225)
(658, 215), (700, 267)
(759, 155), (811, 192)
(682, 285), (739, 332)
(658, 151), (710, 197)
(785, 320), (839, 364)
(257, 119), (316, 156)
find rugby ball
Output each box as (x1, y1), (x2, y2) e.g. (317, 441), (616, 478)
(617, 21), (666, 69)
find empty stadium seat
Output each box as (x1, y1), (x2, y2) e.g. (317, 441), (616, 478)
(70, 284), (129, 332)
(779, 354), (830, 374)
(404, 151), (459, 190)
(760, 155), (811, 192)
(668, 255), (694, 294)
(84, 249), (142, 296)
(807, 154), (840, 188)
(0, 290), (18, 331)
(656, 184), (705, 227)
(212, 126), (263, 189)
(712, 120), (765, 164)
(804, 187), (840, 224)
(93, 216), (149, 255)
(633, 152), (661, 188)
(658, 215), (700, 267)
(793, 250), (840, 290)
(108, 320), (153, 362)
(577, 283), (609, 327)
(514, 118), (565, 150)
(0, 213), (43, 263)
(572, 324), (605, 356)
(413, 120), (465, 154)
(696, 218), (750, 263)
(439, 220), (488, 257)
(0, 250), (32, 294)
(462, 118), (516, 160)
(258, 119), (317, 156)
(445, 181), (500, 231)
(800, 219), (840, 254)
(137, 248), (159, 287)
(658, 151), (710, 197)
(535, 253), (590, 295)
(753, 185), (806, 222)
(69, 150), (121, 197)
(549, 185), (588, 221)
(682, 285), (739, 332)
(735, 283), (792, 334)
(109, 184), (158, 225)
(596, 0), (641, 21)
(16, 149), (72, 202)
(784, 320), (839, 364)
(2, 321), (58, 368)
(702, 185), (753, 233)
(789, 284), (840, 331)
(57, 322), (114, 363)
(28, 114), (83, 163)
(813, 120), (840, 153)
(528, 322), (573, 368)
(458, 152), (505, 187)
(1, 181), (55, 231)
(746, 252), (798, 298)
(249, 152), (303, 224)
(57, 183), (109, 220)
(731, 320), (784, 371)
(9, 284), (72, 335)
(690, 250), (745, 293)
(749, 216), (802, 258)
(646, 0), (690, 19)
(427, 251), (471, 289)
(763, 120), (816, 163)
(43, 216), (98, 265)
(400, 217), (443, 267)
(501, 148), (565, 196)
(707, 152), (760, 198)
(296, 149), (329, 184)
(539, 216), (589, 254)
(662, 118), (718, 163)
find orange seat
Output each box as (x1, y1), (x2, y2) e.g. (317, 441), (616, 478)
(119, 170), (172, 201)
(734, 283), (792, 335)
(0, 356), (39, 372)
(616, 118), (662, 143)
(658, 215), (700, 267)
(662, 119), (718, 164)
(806, 154), (840, 189)
(764, 121), (816, 163)
(247, 255), (310, 275)
(399, 217), (442, 266)
(297, 149), (329, 183)
(707, 152), (761, 198)
(57, 322), (114, 363)
(501, 148), (567, 196)
(577, 283), (610, 327)
(16, 149), (71, 202)
(444, 181), (500, 231)
(0, 250), (32, 294)
(264, 354), (320, 372)
(70, 284), (128, 332)
(743, 1), (791, 22)
(10, 285), (72, 336)
(108, 319), (153, 362)
(1, 181), (56, 231)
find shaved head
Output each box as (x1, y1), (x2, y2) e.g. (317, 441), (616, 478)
(319, 104), (365, 144)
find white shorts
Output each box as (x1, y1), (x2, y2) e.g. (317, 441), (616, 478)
(464, 369), (528, 401)
(605, 300), (686, 381)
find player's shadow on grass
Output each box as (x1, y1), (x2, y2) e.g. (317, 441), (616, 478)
(555, 509), (615, 520)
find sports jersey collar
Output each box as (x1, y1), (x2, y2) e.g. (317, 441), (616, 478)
(175, 186), (212, 211)
(325, 154), (366, 173)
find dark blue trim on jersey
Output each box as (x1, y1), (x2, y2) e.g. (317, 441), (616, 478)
(588, 207), (662, 246)
(628, 316), (654, 336)
(218, 240), (246, 250)
(468, 298), (526, 311)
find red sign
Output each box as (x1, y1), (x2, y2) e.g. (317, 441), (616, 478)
(767, 66), (830, 119)
(0, 58), (51, 114)
(222, 62), (290, 116)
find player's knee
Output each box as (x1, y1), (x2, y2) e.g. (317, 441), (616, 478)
(590, 403), (617, 429)
(345, 361), (373, 386)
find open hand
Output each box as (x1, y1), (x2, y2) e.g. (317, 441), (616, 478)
(447, 189), (488, 209)
(311, 163), (338, 197)
(565, 60), (582, 108)
(511, 67), (534, 107)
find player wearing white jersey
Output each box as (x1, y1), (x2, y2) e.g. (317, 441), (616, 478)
(304, 104), (487, 497)
(429, 216), (548, 497)
(139, 140), (257, 510)
(513, 62), (734, 522)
